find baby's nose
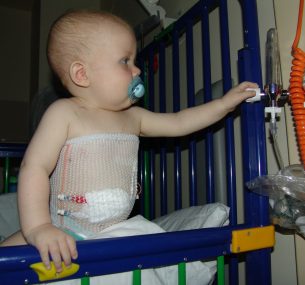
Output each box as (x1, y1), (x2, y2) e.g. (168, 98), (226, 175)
(133, 65), (141, 77)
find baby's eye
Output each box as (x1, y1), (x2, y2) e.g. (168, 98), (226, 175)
(121, 58), (129, 65)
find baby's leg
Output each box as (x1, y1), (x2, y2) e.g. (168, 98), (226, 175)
(0, 230), (27, 246)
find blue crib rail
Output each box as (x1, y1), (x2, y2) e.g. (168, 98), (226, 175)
(1, 227), (236, 284)
(0, 0), (272, 284)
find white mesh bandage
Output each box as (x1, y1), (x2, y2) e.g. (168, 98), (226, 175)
(50, 133), (139, 238)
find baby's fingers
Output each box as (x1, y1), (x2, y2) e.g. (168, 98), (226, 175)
(59, 241), (72, 269)
(66, 236), (78, 260)
(244, 88), (257, 98)
(59, 235), (78, 268)
(238, 81), (259, 91)
(49, 242), (63, 272)
(39, 247), (51, 270)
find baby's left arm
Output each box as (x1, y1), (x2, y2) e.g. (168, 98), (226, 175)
(135, 81), (258, 137)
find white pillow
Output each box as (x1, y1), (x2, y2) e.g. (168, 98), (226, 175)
(153, 202), (229, 232)
(0, 193), (20, 241)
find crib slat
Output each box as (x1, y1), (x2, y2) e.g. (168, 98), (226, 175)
(159, 40), (168, 215)
(219, 0), (236, 225)
(4, 157), (10, 193)
(172, 27), (182, 210)
(144, 151), (151, 219)
(178, 262), (186, 285)
(201, 3), (214, 203)
(217, 256), (225, 285)
(218, 1), (239, 283)
(81, 276), (90, 285)
(141, 60), (151, 220)
(133, 269), (141, 285)
(138, 57), (146, 218)
(148, 47), (156, 219)
(186, 20), (197, 206)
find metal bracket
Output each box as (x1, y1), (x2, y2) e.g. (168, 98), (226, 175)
(138, 0), (176, 28)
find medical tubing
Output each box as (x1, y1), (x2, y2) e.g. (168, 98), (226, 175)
(290, 0), (305, 167)
(272, 132), (285, 170)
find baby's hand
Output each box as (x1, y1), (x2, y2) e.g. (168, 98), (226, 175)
(24, 223), (78, 272)
(221, 81), (259, 112)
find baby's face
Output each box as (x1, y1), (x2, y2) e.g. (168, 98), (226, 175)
(86, 22), (141, 111)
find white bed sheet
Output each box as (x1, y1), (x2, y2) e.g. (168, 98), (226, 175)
(79, 214), (217, 285)
(0, 193), (20, 241)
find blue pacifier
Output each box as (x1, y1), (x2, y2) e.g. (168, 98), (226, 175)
(128, 76), (145, 103)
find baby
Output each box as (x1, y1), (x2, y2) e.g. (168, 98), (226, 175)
(1, 10), (257, 274)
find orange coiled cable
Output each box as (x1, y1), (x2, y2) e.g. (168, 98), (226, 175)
(290, 0), (305, 166)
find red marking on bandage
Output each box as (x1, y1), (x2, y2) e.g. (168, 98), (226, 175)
(71, 195), (87, 204)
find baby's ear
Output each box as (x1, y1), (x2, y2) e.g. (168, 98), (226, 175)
(69, 61), (90, 87)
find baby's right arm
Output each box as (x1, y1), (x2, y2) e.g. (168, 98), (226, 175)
(18, 99), (77, 272)
(134, 81), (257, 137)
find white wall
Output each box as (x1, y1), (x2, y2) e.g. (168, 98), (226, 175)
(256, 1), (298, 284)
(274, 1), (305, 284)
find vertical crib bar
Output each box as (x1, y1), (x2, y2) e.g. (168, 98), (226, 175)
(219, 0), (236, 225)
(141, 59), (151, 219)
(148, 47), (156, 219)
(144, 151), (151, 219)
(178, 262), (186, 285)
(138, 57), (147, 217)
(133, 269), (141, 285)
(4, 157), (10, 193)
(159, 41), (168, 215)
(81, 276), (90, 285)
(186, 20), (197, 206)
(241, 0), (267, 224)
(217, 256), (225, 285)
(201, 3), (214, 203)
(239, 51), (271, 285)
(138, 147), (145, 217)
(172, 27), (182, 210)
(219, 1), (238, 284)
(239, 0), (271, 284)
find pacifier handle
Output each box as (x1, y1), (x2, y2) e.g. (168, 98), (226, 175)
(128, 76), (145, 103)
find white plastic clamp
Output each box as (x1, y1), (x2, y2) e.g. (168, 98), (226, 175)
(245, 88), (265, 103)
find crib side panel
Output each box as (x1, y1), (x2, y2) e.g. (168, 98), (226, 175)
(138, 0), (271, 284)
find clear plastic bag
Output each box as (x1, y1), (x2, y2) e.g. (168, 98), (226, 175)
(246, 164), (305, 235)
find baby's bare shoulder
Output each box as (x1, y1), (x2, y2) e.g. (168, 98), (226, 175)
(126, 105), (149, 117)
(44, 98), (76, 117)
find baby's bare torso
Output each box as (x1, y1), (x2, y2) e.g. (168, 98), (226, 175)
(48, 98), (141, 238)
(50, 133), (139, 238)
